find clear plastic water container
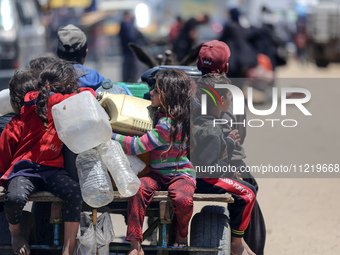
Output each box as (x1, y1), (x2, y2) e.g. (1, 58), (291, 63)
(97, 140), (141, 197)
(76, 148), (114, 208)
(52, 91), (112, 154)
(0, 89), (14, 116)
(126, 155), (146, 175)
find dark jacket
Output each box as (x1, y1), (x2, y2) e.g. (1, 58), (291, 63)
(192, 113), (236, 179)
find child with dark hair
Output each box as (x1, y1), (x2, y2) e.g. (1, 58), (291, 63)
(112, 68), (195, 255)
(9, 70), (38, 114)
(196, 40), (266, 255)
(192, 73), (256, 255)
(28, 55), (57, 79)
(195, 40), (266, 255)
(0, 60), (96, 255)
(1, 56), (56, 138)
(0, 71), (38, 137)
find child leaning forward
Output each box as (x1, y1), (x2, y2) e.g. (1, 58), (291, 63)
(112, 68), (195, 255)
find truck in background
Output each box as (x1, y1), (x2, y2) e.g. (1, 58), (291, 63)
(306, 1), (340, 67)
(0, 0), (46, 90)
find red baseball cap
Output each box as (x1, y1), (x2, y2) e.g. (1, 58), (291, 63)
(197, 40), (231, 74)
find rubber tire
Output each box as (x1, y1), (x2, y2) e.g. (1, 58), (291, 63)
(190, 210), (231, 255)
(200, 205), (228, 217)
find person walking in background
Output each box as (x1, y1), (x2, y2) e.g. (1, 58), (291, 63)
(219, 8), (257, 81)
(294, 26), (309, 67)
(57, 24), (105, 90)
(119, 12), (145, 82)
(173, 14), (209, 62)
(168, 16), (184, 45)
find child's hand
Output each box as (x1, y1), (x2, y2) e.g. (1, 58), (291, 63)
(229, 129), (241, 144)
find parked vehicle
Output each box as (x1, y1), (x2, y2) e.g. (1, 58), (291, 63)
(0, 0), (46, 90)
(306, 1), (340, 67)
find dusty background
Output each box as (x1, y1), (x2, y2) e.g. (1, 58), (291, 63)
(244, 58), (340, 255)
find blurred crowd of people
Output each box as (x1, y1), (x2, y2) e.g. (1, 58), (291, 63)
(35, 1), (310, 84)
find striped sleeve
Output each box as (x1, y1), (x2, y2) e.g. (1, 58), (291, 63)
(112, 119), (170, 155)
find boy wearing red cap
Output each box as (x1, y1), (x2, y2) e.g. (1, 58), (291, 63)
(197, 40), (231, 74)
(193, 40), (261, 255)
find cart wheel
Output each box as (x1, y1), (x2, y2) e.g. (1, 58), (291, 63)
(200, 205), (228, 217)
(190, 210), (231, 255)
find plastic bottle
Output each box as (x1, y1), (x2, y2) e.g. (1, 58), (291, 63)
(76, 148), (114, 208)
(97, 140), (141, 197)
(52, 91), (112, 154)
(0, 89), (13, 116)
(95, 79), (130, 100)
(126, 155), (146, 175)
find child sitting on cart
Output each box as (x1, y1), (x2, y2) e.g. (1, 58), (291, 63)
(0, 60), (96, 255)
(112, 68), (195, 255)
(192, 40), (256, 255)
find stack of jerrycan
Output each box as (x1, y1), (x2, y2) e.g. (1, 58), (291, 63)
(95, 79), (148, 196)
(52, 90), (141, 209)
(99, 93), (155, 183)
(96, 78), (149, 175)
(97, 79), (151, 179)
(52, 91), (115, 207)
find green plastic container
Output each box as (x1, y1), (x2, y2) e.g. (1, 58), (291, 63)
(115, 83), (150, 99)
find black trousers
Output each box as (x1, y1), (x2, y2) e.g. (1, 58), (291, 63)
(231, 160), (266, 255)
(4, 174), (82, 225)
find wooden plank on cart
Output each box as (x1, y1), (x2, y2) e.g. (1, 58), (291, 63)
(0, 188), (234, 203)
(113, 191), (234, 203)
(0, 187), (63, 202)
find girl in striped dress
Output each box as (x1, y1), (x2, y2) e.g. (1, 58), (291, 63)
(112, 68), (195, 255)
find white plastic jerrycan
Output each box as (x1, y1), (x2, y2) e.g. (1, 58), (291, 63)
(52, 91), (112, 154)
(0, 89), (14, 116)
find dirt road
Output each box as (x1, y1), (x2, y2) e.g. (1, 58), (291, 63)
(245, 58), (340, 254)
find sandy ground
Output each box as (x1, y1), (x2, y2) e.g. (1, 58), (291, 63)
(243, 58), (340, 255)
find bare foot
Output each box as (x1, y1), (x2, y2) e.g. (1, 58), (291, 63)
(11, 232), (30, 255)
(129, 240), (144, 255)
(173, 234), (188, 247)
